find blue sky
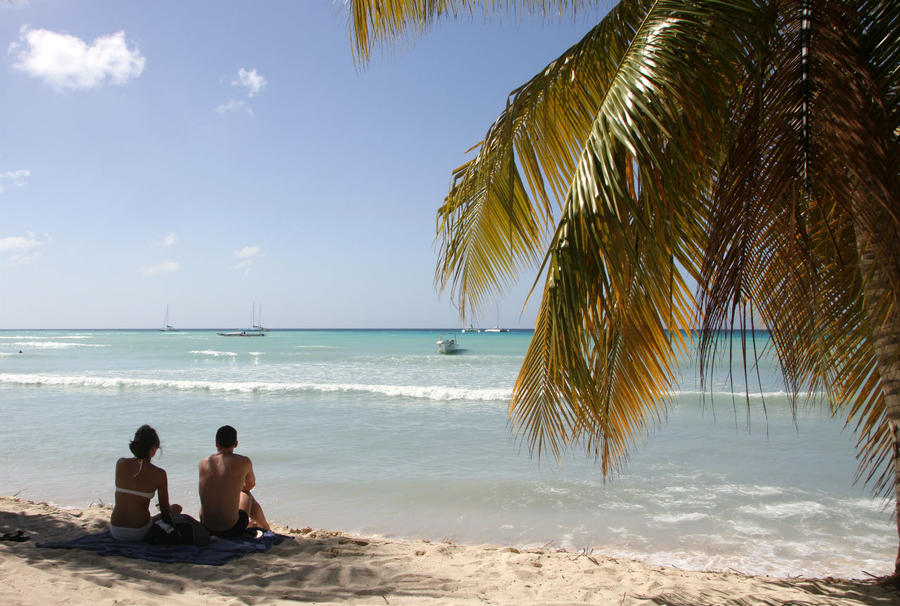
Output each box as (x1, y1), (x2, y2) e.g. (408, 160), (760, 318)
(0, 1), (609, 329)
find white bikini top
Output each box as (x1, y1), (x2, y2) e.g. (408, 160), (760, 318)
(115, 486), (155, 499)
(115, 458), (154, 499)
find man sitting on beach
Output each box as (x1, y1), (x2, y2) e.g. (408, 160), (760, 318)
(198, 425), (271, 537)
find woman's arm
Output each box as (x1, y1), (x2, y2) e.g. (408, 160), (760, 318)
(156, 469), (175, 522)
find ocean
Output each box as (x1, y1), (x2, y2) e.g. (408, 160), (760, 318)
(0, 329), (894, 578)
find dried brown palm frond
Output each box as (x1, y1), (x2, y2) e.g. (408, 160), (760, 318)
(698, 0), (900, 497)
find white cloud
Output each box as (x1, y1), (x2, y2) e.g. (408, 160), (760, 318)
(0, 1), (30, 10)
(10, 27), (145, 91)
(0, 231), (49, 266)
(139, 260), (180, 276)
(232, 68), (266, 97)
(230, 245), (262, 277)
(0, 169), (30, 193)
(216, 67), (266, 115)
(234, 245), (261, 259)
(160, 232), (176, 248)
(215, 99), (252, 115)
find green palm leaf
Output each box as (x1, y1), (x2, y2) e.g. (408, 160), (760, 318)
(348, 0), (900, 572)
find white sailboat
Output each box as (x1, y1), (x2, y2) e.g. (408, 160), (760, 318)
(220, 303), (267, 336)
(251, 302), (270, 331)
(158, 305), (175, 331)
(484, 303), (509, 333)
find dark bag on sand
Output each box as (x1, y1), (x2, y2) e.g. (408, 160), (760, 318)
(146, 514), (210, 547)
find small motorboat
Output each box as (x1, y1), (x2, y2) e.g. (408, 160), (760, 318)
(436, 333), (458, 354)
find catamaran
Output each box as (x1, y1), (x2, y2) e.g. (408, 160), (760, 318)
(251, 302), (270, 331)
(217, 330), (265, 337)
(484, 303), (509, 333)
(219, 303), (267, 336)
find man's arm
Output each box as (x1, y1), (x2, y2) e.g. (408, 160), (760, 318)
(242, 457), (256, 492)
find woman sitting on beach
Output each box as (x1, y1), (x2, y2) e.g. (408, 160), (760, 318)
(109, 425), (182, 541)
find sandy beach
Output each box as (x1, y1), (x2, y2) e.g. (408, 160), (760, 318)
(0, 496), (896, 605)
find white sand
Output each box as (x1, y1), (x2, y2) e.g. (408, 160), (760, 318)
(0, 496), (895, 605)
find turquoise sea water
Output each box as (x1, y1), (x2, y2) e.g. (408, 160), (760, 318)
(0, 329), (894, 578)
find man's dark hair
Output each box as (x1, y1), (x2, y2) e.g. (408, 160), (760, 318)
(215, 425), (238, 448)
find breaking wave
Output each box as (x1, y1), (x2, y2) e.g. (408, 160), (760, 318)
(0, 373), (511, 401)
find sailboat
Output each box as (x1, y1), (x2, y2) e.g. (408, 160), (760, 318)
(219, 303), (267, 336)
(251, 302), (270, 332)
(484, 303), (509, 333)
(158, 305), (175, 331)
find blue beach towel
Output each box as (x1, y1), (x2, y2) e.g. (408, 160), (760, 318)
(37, 530), (291, 565)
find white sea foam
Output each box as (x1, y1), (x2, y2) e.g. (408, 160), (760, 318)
(673, 388), (820, 399)
(651, 512), (709, 524)
(189, 350), (237, 357)
(714, 484), (785, 497)
(0, 373), (511, 401)
(13, 342), (109, 349)
(730, 522), (771, 536)
(737, 501), (826, 518)
(0, 335), (93, 340)
(848, 498), (891, 513)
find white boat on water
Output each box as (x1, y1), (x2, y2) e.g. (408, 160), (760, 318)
(159, 305), (175, 332)
(484, 303), (509, 332)
(217, 330), (265, 337)
(251, 302), (270, 332)
(460, 325), (479, 333)
(218, 303), (268, 336)
(436, 333), (458, 354)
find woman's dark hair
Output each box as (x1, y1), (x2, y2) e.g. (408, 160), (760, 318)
(129, 424), (160, 459)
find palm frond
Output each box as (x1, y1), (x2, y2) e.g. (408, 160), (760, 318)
(698, 0), (900, 496)
(435, 0), (660, 317)
(350, 0), (900, 499)
(348, 1), (600, 64)
(507, 1), (759, 468)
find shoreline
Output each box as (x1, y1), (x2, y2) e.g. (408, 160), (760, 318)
(1, 496), (895, 605)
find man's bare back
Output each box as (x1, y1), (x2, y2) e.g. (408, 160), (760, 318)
(198, 425), (270, 535)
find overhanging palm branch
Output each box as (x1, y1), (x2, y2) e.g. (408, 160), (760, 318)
(350, 1), (601, 65)
(442, 1), (756, 471)
(348, 0), (900, 494)
(434, 0), (663, 317)
(698, 0), (900, 496)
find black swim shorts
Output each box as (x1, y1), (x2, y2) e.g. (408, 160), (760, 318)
(213, 509), (249, 539)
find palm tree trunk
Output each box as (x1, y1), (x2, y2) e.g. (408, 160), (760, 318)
(853, 220), (900, 578)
